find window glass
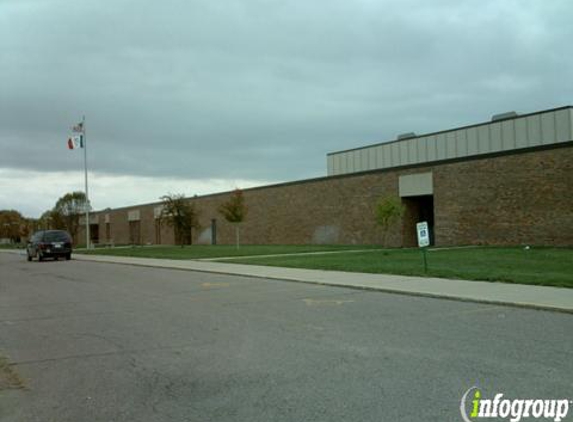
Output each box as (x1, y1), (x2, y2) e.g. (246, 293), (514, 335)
(43, 231), (70, 242)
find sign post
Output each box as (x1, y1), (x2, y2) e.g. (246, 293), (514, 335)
(416, 221), (430, 273)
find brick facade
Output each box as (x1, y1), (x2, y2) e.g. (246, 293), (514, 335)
(79, 143), (573, 247)
(434, 145), (573, 246)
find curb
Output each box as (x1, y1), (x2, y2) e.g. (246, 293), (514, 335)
(70, 254), (573, 315)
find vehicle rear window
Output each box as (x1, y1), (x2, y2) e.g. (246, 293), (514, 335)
(43, 231), (70, 242)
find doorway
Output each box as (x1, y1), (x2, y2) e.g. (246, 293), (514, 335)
(129, 221), (141, 245)
(211, 219), (217, 245)
(155, 219), (161, 244)
(90, 224), (99, 245)
(401, 195), (434, 247)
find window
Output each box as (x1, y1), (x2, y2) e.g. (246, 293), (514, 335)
(43, 231), (70, 242)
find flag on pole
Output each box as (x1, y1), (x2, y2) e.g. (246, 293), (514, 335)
(67, 135), (83, 149)
(72, 122), (84, 133)
(67, 116), (91, 249)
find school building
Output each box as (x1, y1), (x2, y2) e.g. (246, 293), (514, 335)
(79, 105), (573, 247)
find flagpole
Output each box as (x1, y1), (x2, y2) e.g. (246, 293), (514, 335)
(83, 115), (90, 249)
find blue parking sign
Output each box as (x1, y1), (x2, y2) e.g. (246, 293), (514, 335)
(416, 221), (430, 247)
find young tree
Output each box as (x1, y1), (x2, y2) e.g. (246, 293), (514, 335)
(374, 196), (404, 247)
(53, 191), (88, 239)
(218, 189), (248, 249)
(160, 194), (200, 247)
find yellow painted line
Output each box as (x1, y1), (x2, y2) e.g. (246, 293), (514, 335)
(201, 282), (231, 288)
(421, 306), (499, 320)
(302, 298), (355, 306)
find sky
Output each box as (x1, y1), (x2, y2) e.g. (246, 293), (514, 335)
(1, 0), (572, 218)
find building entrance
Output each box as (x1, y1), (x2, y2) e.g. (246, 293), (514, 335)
(401, 195), (434, 247)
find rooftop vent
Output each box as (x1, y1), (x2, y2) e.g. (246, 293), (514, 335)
(491, 111), (519, 122)
(397, 132), (417, 140)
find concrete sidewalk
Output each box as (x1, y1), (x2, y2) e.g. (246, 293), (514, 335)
(67, 252), (573, 313)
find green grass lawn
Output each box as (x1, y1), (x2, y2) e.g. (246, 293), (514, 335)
(80, 244), (380, 260)
(80, 244), (573, 288)
(224, 247), (573, 288)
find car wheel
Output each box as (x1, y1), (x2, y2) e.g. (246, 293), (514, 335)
(27, 253), (32, 262)
(38, 251), (43, 262)
(65, 253), (71, 261)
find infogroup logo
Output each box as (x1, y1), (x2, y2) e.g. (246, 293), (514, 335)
(460, 387), (571, 422)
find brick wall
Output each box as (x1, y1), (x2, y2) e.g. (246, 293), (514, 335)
(434, 145), (573, 246)
(79, 144), (573, 247)
(187, 172), (402, 246)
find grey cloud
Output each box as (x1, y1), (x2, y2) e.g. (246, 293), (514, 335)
(1, 0), (572, 182)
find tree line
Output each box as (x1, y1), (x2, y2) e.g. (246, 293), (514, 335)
(0, 191), (89, 244)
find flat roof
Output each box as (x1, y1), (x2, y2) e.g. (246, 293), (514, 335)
(327, 105), (572, 156)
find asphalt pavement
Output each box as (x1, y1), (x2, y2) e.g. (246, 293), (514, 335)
(0, 253), (572, 421)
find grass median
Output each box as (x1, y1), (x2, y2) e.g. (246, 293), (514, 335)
(220, 247), (573, 288)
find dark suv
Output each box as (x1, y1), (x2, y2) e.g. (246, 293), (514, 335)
(27, 230), (73, 261)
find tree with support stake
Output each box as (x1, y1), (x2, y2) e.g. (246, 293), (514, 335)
(219, 189), (248, 250)
(374, 196), (404, 247)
